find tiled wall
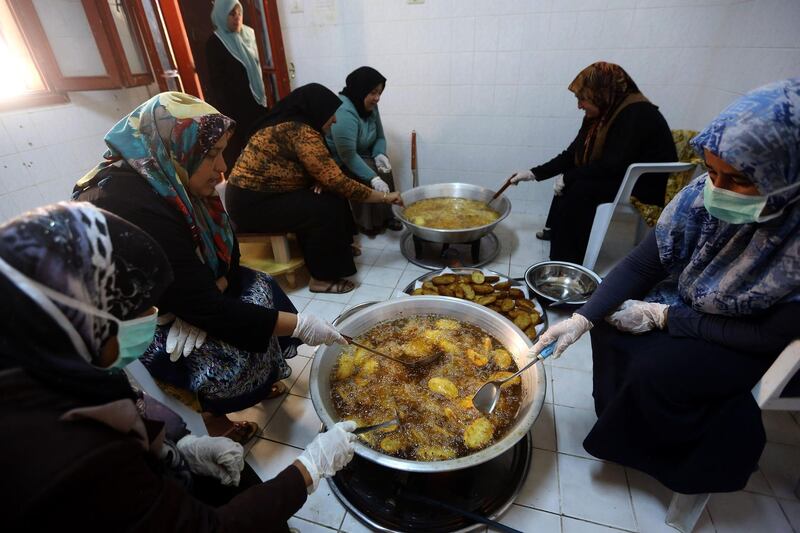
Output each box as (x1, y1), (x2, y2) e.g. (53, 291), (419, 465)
(277, 0), (800, 198)
(0, 86), (154, 220)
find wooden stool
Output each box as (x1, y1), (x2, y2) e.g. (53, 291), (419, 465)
(237, 233), (304, 288)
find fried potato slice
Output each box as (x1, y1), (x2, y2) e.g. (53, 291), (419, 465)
(500, 298), (515, 312)
(417, 445), (456, 461)
(476, 294), (497, 306)
(335, 354), (355, 380)
(435, 318), (460, 330)
(380, 435), (405, 453)
(513, 313), (532, 330)
(492, 348), (513, 369)
(464, 417), (494, 449)
(422, 289), (439, 295)
(428, 377), (458, 399)
(530, 311), (542, 326)
(516, 298), (536, 312)
(482, 336), (492, 352)
(490, 371), (521, 388)
(422, 281), (436, 291)
(524, 325), (538, 341)
(484, 275), (500, 283)
(470, 271), (485, 284)
(438, 286), (455, 297)
(472, 283), (494, 294)
(493, 281), (512, 290)
(358, 358), (379, 377)
(461, 283), (475, 300)
(432, 274), (456, 285)
(509, 288), (525, 299)
(411, 287), (424, 295)
(466, 348), (488, 366)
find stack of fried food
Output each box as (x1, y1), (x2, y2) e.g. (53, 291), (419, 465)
(411, 270), (542, 340)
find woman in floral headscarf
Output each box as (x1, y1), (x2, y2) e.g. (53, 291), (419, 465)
(509, 62), (677, 263)
(74, 92), (345, 442)
(528, 78), (800, 494)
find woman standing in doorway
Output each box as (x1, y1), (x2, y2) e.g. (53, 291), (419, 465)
(206, 0), (268, 170)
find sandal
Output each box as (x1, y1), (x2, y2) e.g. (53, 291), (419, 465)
(267, 381), (288, 400)
(222, 420), (259, 445)
(309, 279), (356, 294)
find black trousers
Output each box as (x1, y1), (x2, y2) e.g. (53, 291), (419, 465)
(226, 184), (357, 281)
(547, 192), (605, 264)
(584, 322), (774, 494)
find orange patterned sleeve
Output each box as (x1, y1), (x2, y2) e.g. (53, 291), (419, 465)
(293, 125), (373, 201)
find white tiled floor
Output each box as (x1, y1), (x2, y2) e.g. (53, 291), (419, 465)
(232, 204), (800, 532)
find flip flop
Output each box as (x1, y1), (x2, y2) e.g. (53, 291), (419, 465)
(309, 279), (356, 294)
(222, 421), (259, 445)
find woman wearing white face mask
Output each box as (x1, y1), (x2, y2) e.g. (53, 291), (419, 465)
(529, 78), (800, 494)
(0, 203), (358, 532)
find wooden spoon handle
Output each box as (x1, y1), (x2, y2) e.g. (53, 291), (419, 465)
(490, 175), (515, 202)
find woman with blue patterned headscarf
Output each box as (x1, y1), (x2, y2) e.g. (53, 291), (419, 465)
(74, 92), (345, 444)
(528, 78), (800, 494)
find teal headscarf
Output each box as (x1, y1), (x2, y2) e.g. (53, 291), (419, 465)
(211, 0), (266, 107)
(75, 92), (236, 279)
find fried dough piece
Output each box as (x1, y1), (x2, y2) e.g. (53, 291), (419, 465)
(464, 417), (494, 449)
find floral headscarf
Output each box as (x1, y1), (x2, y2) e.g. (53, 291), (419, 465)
(568, 62), (649, 165)
(651, 78), (800, 316)
(75, 92), (236, 278)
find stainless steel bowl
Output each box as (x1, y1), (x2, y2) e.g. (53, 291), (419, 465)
(392, 183), (511, 244)
(524, 261), (602, 306)
(309, 296), (546, 473)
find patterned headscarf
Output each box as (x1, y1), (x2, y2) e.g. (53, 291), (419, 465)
(652, 78), (800, 316)
(568, 62), (649, 165)
(341, 66), (386, 118)
(0, 203), (172, 402)
(211, 0), (266, 107)
(75, 92), (236, 278)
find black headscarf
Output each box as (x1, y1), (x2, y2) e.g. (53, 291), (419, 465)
(0, 202), (173, 404)
(341, 66), (387, 118)
(254, 83), (342, 134)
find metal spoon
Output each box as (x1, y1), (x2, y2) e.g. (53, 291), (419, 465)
(548, 289), (591, 308)
(353, 417), (401, 435)
(341, 334), (442, 367)
(472, 342), (556, 415)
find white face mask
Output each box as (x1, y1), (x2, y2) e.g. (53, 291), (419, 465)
(703, 175), (800, 224)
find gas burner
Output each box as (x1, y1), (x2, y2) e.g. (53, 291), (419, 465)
(330, 433), (531, 532)
(400, 231), (501, 270)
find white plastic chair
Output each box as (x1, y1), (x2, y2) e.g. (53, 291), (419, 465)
(665, 339), (800, 532)
(582, 162), (698, 271)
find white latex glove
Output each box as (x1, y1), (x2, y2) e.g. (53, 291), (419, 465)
(292, 313), (346, 346)
(606, 300), (669, 334)
(554, 175), (566, 196)
(374, 154), (392, 173)
(529, 313), (592, 359)
(297, 421), (357, 493)
(176, 435), (245, 486)
(370, 176), (390, 193)
(509, 169), (535, 184)
(166, 317), (207, 362)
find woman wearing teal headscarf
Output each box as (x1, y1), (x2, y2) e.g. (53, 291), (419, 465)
(74, 92), (345, 443)
(206, 0), (268, 171)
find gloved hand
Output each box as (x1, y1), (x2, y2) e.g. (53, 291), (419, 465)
(296, 421), (357, 493)
(370, 176), (390, 193)
(554, 175), (566, 196)
(374, 154), (392, 173)
(510, 170), (535, 184)
(166, 317), (207, 362)
(529, 313), (592, 359)
(292, 313), (346, 346)
(606, 300), (669, 334)
(176, 435), (245, 486)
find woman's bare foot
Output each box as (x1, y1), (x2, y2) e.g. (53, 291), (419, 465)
(202, 413), (259, 444)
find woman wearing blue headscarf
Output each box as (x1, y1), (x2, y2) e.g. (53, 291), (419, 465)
(206, 0), (268, 171)
(529, 78), (800, 493)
